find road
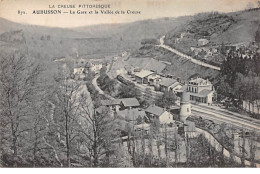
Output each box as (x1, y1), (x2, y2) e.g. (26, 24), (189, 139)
(92, 74), (115, 100)
(157, 36), (221, 71)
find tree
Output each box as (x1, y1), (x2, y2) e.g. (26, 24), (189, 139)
(53, 71), (85, 167)
(143, 88), (154, 107)
(117, 83), (142, 100)
(255, 25), (260, 43)
(76, 91), (121, 167)
(0, 53), (43, 166)
(155, 91), (176, 108)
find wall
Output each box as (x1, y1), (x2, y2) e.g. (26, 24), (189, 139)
(195, 127), (260, 167)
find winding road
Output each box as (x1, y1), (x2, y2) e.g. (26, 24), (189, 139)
(157, 36), (221, 71)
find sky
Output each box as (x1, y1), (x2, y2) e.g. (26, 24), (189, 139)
(0, 0), (259, 28)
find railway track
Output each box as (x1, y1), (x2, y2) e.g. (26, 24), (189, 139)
(192, 105), (260, 132)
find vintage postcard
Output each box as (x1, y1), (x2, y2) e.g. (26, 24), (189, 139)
(0, 0), (260, 168)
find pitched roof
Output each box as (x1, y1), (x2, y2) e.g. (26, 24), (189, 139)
(121, 98), (140, 107)
(101, 99), (121, 106)
(117, 108), (145, 121)
(145, 105), (165, 116)
(134, 70), (154, 78)
(159, 78), (177, 87)
(198, 89), (214, 97)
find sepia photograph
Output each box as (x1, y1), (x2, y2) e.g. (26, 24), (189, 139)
(0, 0), (260, 168)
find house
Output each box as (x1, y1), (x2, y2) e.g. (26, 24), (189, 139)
(117, 108), (146, 124)
(198, 39), (209, 46)
(159, 78), (182, 93)
(134, 70), (155, 84)
(101, 99), (121, 112)
(90, 61), (103, 72)
(145, 105), (173, 124)
(186, 77), (215, 104)
(73, 67), (85, 75)
(120, 98), (140, 110)
(147, 74), (161, 86)
(101, 98), (140, 111)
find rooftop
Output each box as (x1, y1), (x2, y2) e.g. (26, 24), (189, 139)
(189, 77), (211, 86)
(101, 98), (140, 107)
(134, 70), (155, 78)
(121, 98), (140, 107)
(145, 105), (165, 116)
(159, 78), (178, 87)
(101, 99), (121, 106)
(117, 108), (145, 121)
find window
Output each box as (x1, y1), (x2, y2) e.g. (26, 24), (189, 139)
(187, 108), (189, 112)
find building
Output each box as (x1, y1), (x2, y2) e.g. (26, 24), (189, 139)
(145, 105), (173, 124)
(159, 78), (182, 93)
(187, 77), (215, 104)
(89, 60), (103, 72)
(101, 99), (121, 112)
(73, 67), (85, 75)
(101, 98), (140, 111)
(117, 108), (146, 124)
(134, 70), (155, 84)
(120, 98), (140, 110)
(180, 92), (191, 123)
(147, 74), (161, 86)
(198, 39), (209, 46)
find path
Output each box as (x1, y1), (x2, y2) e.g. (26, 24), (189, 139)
(92, 74), (115, 100)
(157, 36), (221, 71)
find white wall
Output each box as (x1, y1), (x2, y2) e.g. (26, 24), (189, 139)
(159, 111), (173, 124)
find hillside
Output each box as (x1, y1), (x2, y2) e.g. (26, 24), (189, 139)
(131, 45), (219, 83)
(0, 17), (190, 61)
(164, 8), (260, 65)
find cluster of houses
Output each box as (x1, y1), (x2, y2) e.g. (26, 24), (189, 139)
(190, 46), (218, 59)
(97, 97), (176, 128)
(127, 65), (183, 94)
(73, 58), (104, 78)
(126, 60), (215, 105)
(96, 89), (198, 138)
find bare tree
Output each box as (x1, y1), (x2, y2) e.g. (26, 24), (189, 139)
(76, 91), (120, 167)
(249, 130), (257, 167)
(0, 53), (43, 166)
